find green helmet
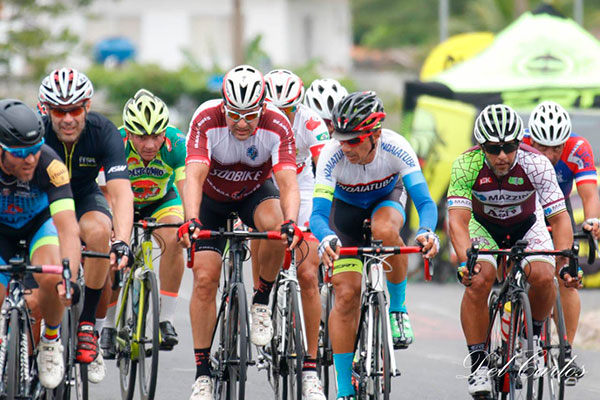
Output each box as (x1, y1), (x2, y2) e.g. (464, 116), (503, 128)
(123, 89), (169, 135)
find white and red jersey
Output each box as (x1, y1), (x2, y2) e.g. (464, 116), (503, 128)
(292, 104), (329, 184)
(186, 99), (296, 202)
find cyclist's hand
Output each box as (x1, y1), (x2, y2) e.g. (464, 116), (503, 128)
(457, 262), (481, 287)
(558, 265), (584, 289)
(415, 229), (439, 259)
(55, 280), (81, 306)
(177, 218), (202, 248)
(583, 218), (600, 240)
(110, 240), (133, 270)
(319, 235), (340, 269)
(280, 219), (304, 249)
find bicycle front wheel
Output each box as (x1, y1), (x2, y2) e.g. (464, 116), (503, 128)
(55, 307), (88, 400)
(281, 282), (304, 400)
(117, 272), (137, 400)
(372, 291), (392, 400)
(507, 291), (535, 400)
(137, 271), (160, 400)
(6, 310), (22, 400)
(317, 283), (334, 399)
(222, 283), (248, 400)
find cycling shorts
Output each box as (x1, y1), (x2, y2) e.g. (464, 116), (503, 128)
(194, 180), (280, 255)
(0, 210), (58, 288)
(134, 188), (183, 222)
(470, 206), (554, 268)
(74, 186), (112, 221)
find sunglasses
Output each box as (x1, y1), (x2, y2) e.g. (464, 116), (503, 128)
(1, 138), (45, 158)
(48, 103), (87, 118)
(224, 106), (261, 123)
(340, 131), (374, 147)
(481, 141), (520, 155)
(282, 105), (297, 114)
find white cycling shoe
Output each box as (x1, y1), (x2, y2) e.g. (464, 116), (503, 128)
(190, 376), (213, 400)
(37, 340), (65, 389)
(250, 303), (273, 346)
(88, 351), (106, 384)
(467, 366), (492, 397)
(302, 372), (326, 400)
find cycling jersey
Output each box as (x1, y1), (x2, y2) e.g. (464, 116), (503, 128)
(186, 99), (296, 202)
(310, 129), (437, 241)
(43, 112), (129, 199)
(447, 144), (566, 226)
(119, 125), (186, 208)
(0, 146), (73, 229)
(522, 133), (597, 197)
(291, 104), (329, 187)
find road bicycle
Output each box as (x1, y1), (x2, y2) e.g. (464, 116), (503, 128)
(116, 218), (181, 400)
(465, 239), (580, 400)
(0, 240), (70, 400)
(535, 230), (596, 400)
(330, 224), (431, 400)
(193, 217), (285, 400)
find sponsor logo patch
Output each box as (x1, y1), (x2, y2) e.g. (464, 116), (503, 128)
(47, 159), (69, 187)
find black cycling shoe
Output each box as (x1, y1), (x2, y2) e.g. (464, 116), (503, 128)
(159, 321), (179, 350)
(564, 358), (585, 386)
(100, 327), (117, 360)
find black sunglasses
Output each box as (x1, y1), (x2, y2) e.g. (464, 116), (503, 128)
(481, 141), (520, 155)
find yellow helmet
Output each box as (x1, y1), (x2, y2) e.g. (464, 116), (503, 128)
(123, 89), (169, 135)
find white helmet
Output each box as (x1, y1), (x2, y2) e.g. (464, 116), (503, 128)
(528, 101), (571, 146)
(39, 67), (94, 106)
(304, 79), (348, 121)
(264, 69), (304, 108)
(474, 104), (524, 144)
(222, 65), (266, 110)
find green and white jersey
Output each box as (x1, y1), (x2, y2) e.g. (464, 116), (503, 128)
(119, 125), (186, 208)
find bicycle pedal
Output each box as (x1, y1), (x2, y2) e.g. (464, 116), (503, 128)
(565, 376), (578, 387)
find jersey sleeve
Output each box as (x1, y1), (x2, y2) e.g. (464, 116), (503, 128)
(447, 152), (477, 211)
(567, 137), (598, 187)
(304, 115), (330, 158)
(185, 103), (215, 166)
(165, 127), (187, 182)
(101, 119), (129, 181)
(269, 111), (297, 173)
(529, 153), (566, 218)
(309, 143), (340, 241)
(39, 147), (75, 215)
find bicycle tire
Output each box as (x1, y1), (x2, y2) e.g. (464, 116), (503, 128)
(55, 308), (87, 400)
(270, 280), (283, 398)
(507, 291), (534, 400)
(536, 285), (567, 400)
(224, 282), (248, 400)
(117, 272), (137, 400)
(485, 290), (503, 399)
(281, 282), (304, 400)
(373, 291), (392, 400)
(318, 284), (334, 399)
(6, 310), (22, 400)
(137, 271), (160, 400)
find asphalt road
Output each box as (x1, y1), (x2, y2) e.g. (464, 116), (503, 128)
(92, 263), (600, 400)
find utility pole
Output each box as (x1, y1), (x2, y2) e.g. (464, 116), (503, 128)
(232, 0), (243, 65)
(513, 0), (528, 18)
(574, 0), (584, 25)
(439, 0), (448, 42)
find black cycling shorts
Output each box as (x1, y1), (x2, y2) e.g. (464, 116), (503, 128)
(193, 180), (280, 255)
(74, 187), (112, 221)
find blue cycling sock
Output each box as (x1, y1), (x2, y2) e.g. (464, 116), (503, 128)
(387, 279), (407, 313)
(333, 352), (355, 397)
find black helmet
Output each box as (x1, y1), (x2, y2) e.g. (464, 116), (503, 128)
(331, 91), (386, 141)
(0, 99), (45, 147)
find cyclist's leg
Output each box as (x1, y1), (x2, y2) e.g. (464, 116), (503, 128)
(75, 190), (112, 364)
(151, 196), (185, 348)
(461, 218), (497, 395)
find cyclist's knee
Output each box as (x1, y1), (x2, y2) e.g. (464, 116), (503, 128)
(80, 221), (111, 248)
(34, 272), (62, 293)
(297, 263), (319, 290)
(334, 282), (361, 313)
(371, 222), (402, 244)
(466, 262), (495, 296)
(528, 261), (555, 287)
(192, 276), (219, 303)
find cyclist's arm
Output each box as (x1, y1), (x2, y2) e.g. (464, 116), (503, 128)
(578, 182), (600, 220)
(448, 208), (471, 263)
(548, 210), (574, 276)
(106, 178), (134, 243)
(51, 205), (82, 278)
(402, 171), (437, 234)
(175, 177), (186, 209)
(183, 162), (208, 220)
(309, 143), (338, 242)
(273, 168), (300, 222)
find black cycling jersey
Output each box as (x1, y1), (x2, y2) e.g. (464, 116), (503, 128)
(0, 145), (73, 229)
(43, 111), (129, 198)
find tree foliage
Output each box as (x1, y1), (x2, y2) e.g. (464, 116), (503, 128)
(0, 0), (92, 81)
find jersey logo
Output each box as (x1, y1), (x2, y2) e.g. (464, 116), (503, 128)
(247, 145), (258, 161)
(107, 165), (127, 174)
(479, 177), (492, 185)
(305, 117), (321, 131)
(79, 156), (96, 167)
(3, 204), (23, 214)
(316, 132), (329, 141)
(46, 159), (69, 187)
(508, 177), (524, 185)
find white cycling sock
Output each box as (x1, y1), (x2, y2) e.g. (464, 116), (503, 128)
(95, 317), (105, 334)
(104, 302), (117, 329)
(160, 292), (178, 323)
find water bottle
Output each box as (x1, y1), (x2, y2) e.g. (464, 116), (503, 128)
(277, 285), (286, 312)
(500, 301), (512, 342)
(320, 285), (328, 323)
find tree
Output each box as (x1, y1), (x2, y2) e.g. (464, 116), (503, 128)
(0, 0), (93, 81)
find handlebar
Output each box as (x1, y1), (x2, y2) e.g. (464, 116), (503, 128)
(573, 229), (597, 265)
(134, 218), (182, 231)
(195, 229), (283, 241)
(81, 250), (110, 259)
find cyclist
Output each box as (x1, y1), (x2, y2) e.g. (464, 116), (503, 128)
(0, 99), (81, 389)
(523, 100), (596, 380)
(99, 89), (186, 358)
(39, 67), (134, 383)
(447, 104), (577, 398)
(304, 78), (348, 136)
(178, 64), (302, 400)
(258, 69), (329, 399)
(311, 91), (439, 400)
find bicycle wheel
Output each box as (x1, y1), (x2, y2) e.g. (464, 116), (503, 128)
(137, 271), (160, 400)
(55, 308), (88, 400)
(222, 282), (248, 400)
(269, 280), (283, 398)
(280, 282), (304, 400)
(507, 291), (535, 400)
(6, 310), (22, 400)
(536, 285), (567, 400)
(372, 292), (392, 400)
(486, 290), (503, 399)
(317, 283), (334, 399)
(117, 272), (137, 400)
